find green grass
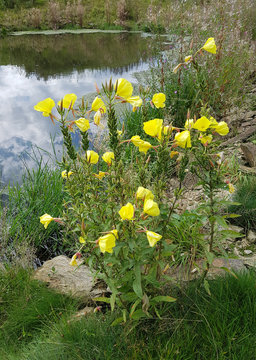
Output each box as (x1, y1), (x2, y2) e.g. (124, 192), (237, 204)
(5, 149), (66, 261)
(1, 266), (256, 360)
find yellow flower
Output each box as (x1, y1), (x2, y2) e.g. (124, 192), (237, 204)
(136, 187), (154, 201)
(209, 116), (218, 128)
(115, 78), (133, 99)
(175, 130), (191, 148)
(102, 152), (114, 165)
(75, 118), (90, 132)
(117, 130), (123, 137)
(34, 98), (55, 117)
(143, 118), (163, 140)
(146, 231), (162, 247)
(170, 151), (179, 159)
(228, 183), (235, 194)
(91, 97), (106, 113)
(202, 37), (216, 54)
(152, 93), (166, 108)
(131, 135), (144, 146)
(185, 55), (192, 62)
(127, 96), (143, 111)
(98, 230), (118, 254)
(61, 170), (73, 178)
(86, 150), (99, 164)
(119, 203), (134, 220)
(199, 134), (213, 145)
(213, 121), (229, 136)
(143, 199), (160, 217)
(94, 171), (106, 180)
(94, 110), (102, 126)
(70, 254), (78, 266)
(193, 116), (211, 132)
(79, 237), (86, 244)
(138, 140), (152, 154)
(40, 213), (53, 229)
(185, 119), (194, 130)
(58, 93), (77, 109)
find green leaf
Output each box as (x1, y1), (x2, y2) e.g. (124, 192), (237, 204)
(133, 264), (143, 299)
(220, 267), (238, 279)
(203, 279), (211, 296)
(213, 215), (229, 228)
(130, 299), (141, 318)
(111, 317), (124, 326)
(122, 309), (127, 323)
(219, 230), (244, 239)
(223, 214), (241, 218)
(110, 293), (116, 312)
(130, 309), (147, 320)
(205, 251), (214, 265)
(92, 297), (110, 304)
(154, 306), (162, 319)
(151, 295), (176, 305)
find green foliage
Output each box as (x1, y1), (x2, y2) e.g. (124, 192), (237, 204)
(2, 271), (256, 359)
(0, 266), (80, 358)
(228, 175), (256, 232)
(7, 149), (65, 260)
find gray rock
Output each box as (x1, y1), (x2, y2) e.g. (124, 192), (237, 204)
(244, 249), (253, 255)
(240, 142), (256, 167)
(247, 230), (256, 244)
(33, 255), (107, 300)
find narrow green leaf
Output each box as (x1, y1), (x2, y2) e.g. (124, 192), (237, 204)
(92, 297), (110, 304)
(133, 264), (143, 299)
(130, 309), (147, 320)
(110, 293), (116, 312)
(220, 267), (238, 279)
(130, 299), (141, 318)
(203, 279), (211, 296)
(223, 214), (241, 218)
(111, 317), (124, 326)
(151, 295), (176, 304)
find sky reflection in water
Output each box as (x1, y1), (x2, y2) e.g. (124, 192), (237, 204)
(0, 32), (161, 184)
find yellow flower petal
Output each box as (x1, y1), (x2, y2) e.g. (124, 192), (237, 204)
(127, 96), (142, 110)
(58, 93), (77, 109)
(79, 237), (86, 244)
(136, 187), (154, 201)
(170, 151), (179, 159)
(143, 118), (163, 140)
(138, 140), (152, 154)
(102, 152), (114, 165)
(173, 63), (182, 74)
(228, 183), (235, 194)
(61, 170), (73, 178)
(213, 121), (229, 136)
(185, 119), (194, 130)
(143, 199), (160, 217)
(115, 78), (133, 99)
(94, 110), (102, 126)
(75, 118), (90, 132)
(175, 130), (191, 148)
(91, 97), (106, 113)
(146, 231), (162, 247)
(98, 231), (117, 254)
(86, 150), (99, 164)
(70, 254), (78, 266)
(202, 37), (216, 54)
(40, 213), (53, 229)
(131, 135), (144, 146)
(94, 171), (106, 180)
(199, 134), (213, 145)
(193, 116), (211, 132)
(152, 93), (166, 108)
(185, 55), (192, 62)
(119, 203), (134, 220)
(34, 98), (55, 117)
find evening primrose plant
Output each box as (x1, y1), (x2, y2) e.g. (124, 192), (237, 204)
(35, 38), (237, 319)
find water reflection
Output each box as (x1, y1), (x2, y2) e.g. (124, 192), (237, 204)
(0, 32), (162, 185)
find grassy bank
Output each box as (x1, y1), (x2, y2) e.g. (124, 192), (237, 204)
(0, 266), (256, 359)
(0, 0), (255, 38)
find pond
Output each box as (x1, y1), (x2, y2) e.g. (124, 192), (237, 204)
(0, 30), (166, 185)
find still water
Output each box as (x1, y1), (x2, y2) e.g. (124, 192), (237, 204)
(0, 31), (164, 184)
